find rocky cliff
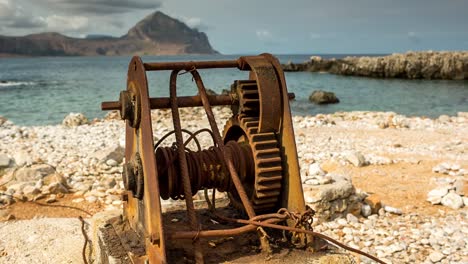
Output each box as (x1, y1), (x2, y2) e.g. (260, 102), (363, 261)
(283, 51), (468, 80)
(0, 11), (217, 57)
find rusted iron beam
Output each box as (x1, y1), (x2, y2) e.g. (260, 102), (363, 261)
(144, 60), (241, 71)
(168, 218), (283, 240)
(101, 93), (295, 111)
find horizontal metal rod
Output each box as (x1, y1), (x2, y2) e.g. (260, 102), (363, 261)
(167, 218), (282, 240)
(144, 60), (242, 71)
(101, 93), (295, 111)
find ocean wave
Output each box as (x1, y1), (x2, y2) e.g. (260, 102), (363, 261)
(0, 81), (35, 87)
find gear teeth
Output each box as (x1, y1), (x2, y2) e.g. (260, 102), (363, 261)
(237, 80), (260, 115)
(224, 80), (283, 213)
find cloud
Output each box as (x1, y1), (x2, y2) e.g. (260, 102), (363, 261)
(34, 0), (162, 14)
(0, 0), (14, 19)
(256, 29), (272, 41)
(407, 31), (421, 43)
(0, 0), (46, 29)
(8, 16), (46, 28)
(162, 13), (211, 31)
(45, 15), (89, 33)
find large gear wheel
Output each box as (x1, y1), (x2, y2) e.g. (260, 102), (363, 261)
(224, 113), (283, 213)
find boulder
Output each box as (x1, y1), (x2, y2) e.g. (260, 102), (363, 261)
(0, 154), (12, 168)
(441, 192), (464, 209)
(13, 150), (33, 167)
(92, 144), (125, 164)
(345, 151), (366, 167)
(14, 164), (56, 182)
(62, 113), (89, 127)
(303, 177), (354, 204)
(427, 187), (449, 205)
(309, 90), (340, 104)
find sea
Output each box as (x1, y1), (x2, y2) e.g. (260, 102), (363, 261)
(0, 54), (467, 126)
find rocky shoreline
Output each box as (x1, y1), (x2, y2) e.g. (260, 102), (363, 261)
(282, 51), (468, 80)
(1, 109), (467, 263)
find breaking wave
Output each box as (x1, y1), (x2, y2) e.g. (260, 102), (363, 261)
(0, 81), (35, 87)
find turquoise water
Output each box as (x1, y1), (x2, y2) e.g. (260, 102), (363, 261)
(0, 54), (467, 126)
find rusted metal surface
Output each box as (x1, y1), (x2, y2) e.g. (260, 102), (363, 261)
(143, 60), (241, 71)
(101, 54), (384, 264)
(239, 55), (281, 133)
(102, 93), (296, 111)
(123, 56), (166, 264)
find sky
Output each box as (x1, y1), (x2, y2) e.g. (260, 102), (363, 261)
(0, 0), (467, 54)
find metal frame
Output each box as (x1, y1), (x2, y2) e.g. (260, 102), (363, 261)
(102, 54), (307, 263)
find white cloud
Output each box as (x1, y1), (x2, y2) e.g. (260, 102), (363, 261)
(256, 29), (272, 41)
(184, 17), (201, 29)
(0, 0), (47, 29)
(45, 15), (89, 33)
(0, 0), (14, 19)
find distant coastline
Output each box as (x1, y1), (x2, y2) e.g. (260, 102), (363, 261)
(282, 51), (468, 80)
(0, 11), (217, 57)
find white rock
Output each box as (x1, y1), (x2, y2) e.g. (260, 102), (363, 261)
(384, 205), (402, 215)
(303, 178), (320, 185)
(85, 196), (97, 203)
(62, 113), (88, 127)
(428, 251), (444, 263)
(92, 145), (124, 163)
(307, 163), (325, 176)
(337, 218), (347, 226)
(345, 151), (366, 167)
(427, 187), (449, 204)
(13, 150), (33, 167)
(72, 198), (84, 203)
(450, 164), (461, 171)
(361, 204), (372, 217)
(46, 194), (57, 203)
(346, 213), (359, 224)
(0, 154), (12, 168)
(23, 185), (40, 196)
(453, 178), (464, 195)
(15, 164), (56, 182)
(441, 192), (464, 209)
(105, 159), (118, 167)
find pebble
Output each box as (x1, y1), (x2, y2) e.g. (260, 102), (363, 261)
(441, 192), (464, 209)
(307, 163), (325, 176)
(0, 110), (467, 263)
(105, 159), (118, 167)
(345, 151), (366, 167)
(45, 195), (57, 203)
(0, 154), (12, 168)
(428, 251), (444, 263)
(427, 187), (449, 204)
(72, 198), (84, 203)
(85, 196), (98, 203)
(384, 205), (403, 215)
(346, 213), (358, 224)
(361, 204), (372, 217)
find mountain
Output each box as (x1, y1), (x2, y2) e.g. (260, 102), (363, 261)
(0, 11), (218, 57)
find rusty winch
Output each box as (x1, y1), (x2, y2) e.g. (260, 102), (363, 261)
(101, 54), (380, 264)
